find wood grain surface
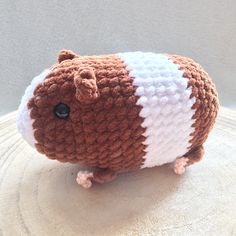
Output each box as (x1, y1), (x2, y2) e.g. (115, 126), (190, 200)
(0, 107), (236, 236)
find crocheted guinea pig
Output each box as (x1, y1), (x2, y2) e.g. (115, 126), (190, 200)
(17, 50), (219, 188)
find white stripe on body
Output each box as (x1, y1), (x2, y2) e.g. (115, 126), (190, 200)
(118, 52), (196, 168)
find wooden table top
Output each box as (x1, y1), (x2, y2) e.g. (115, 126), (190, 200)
(0, 107), (236, 236)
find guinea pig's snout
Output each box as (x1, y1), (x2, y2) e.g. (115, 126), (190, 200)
(17, 70), (50, 147)
(17, 97), (35, 147)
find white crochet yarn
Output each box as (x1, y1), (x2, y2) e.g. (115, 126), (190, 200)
(17, 70), (49, 147)
(118, 52), (196, 167)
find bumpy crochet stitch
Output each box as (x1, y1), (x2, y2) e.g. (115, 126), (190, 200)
(17, 50), (219, 186)
(28, 54), (146, 171)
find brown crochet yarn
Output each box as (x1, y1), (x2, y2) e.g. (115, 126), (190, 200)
(18, 50), (219, 182)
(57, 49), (79, 63)
(28, 54), (146, 172)
(74, 67), (100, 104)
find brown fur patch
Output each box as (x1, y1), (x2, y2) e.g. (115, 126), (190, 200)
(168, 55), (219, 160)
(28, 55), (147, 172)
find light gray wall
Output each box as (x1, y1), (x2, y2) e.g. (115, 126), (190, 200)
(1, 0), (236, 116)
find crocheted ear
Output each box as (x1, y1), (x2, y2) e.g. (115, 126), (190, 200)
(58, 49), (79, 63)
(74, 67), (99, 104)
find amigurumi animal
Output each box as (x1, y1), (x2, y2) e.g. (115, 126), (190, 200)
(17, 50), (219, 188)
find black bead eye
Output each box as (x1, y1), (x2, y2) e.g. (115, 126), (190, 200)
(53, 103), (70, 119)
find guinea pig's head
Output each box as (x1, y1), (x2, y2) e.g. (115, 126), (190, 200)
(17, 50), (99, 162)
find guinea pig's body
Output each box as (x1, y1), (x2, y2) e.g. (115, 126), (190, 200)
(17, 50), (219, 188)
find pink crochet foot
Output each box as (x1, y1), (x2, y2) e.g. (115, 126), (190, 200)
(76, 171), (94, 188)
(174, 157), (189, 175)
(76, 169), (117, 188)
